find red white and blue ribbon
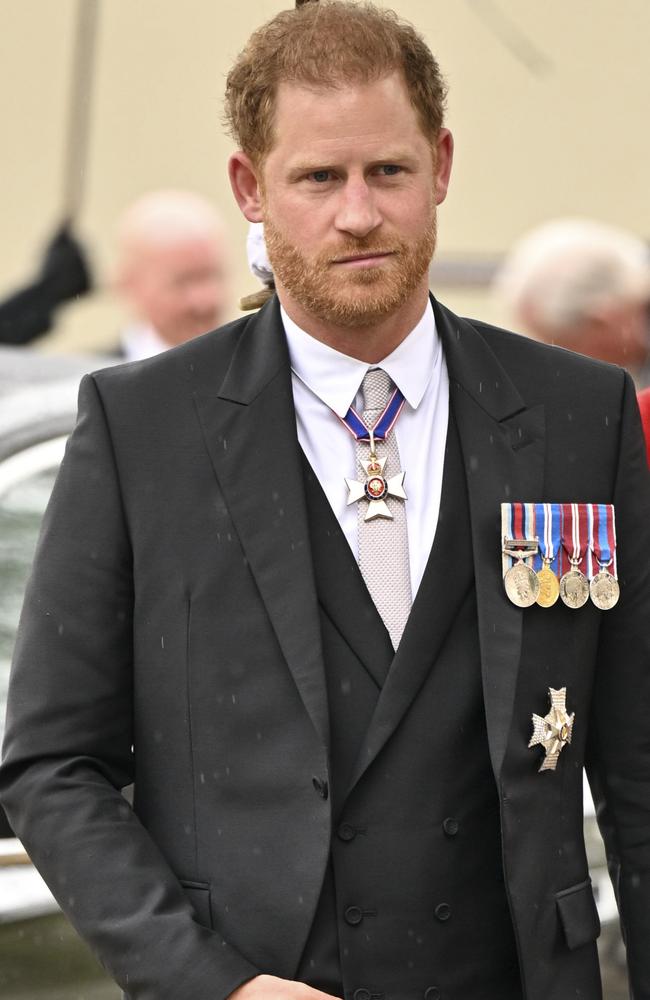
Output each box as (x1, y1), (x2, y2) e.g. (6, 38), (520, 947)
(590, 502), (618, 577)
(535, 501), (560, 574)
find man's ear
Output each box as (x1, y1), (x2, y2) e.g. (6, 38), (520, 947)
(433, 129), (454, 206)
(229, 152), (264, 222)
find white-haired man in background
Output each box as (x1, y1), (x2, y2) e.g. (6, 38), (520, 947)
(114, 190), (231, 360)
(495, 218), (650, 380)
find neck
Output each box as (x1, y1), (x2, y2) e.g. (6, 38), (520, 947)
(276, 281), (430, 363)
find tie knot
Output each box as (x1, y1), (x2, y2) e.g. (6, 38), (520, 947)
(361, 368), (393, 415)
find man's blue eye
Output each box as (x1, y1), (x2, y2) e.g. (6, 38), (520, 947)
(381, 165), (401, 175)
(311, 170), (331, 182)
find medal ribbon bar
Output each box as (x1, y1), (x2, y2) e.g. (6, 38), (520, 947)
(561, 502), (589, 575)
(534, 501), (560, 572)
(501, 502), (619, 611)
(591, 502), (617, 576)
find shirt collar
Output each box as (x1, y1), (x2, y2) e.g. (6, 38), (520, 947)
(282, 299), (439, 418)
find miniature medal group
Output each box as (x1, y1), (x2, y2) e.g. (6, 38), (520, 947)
(501, 502), (619, 773)
(501, 502), (619, 612)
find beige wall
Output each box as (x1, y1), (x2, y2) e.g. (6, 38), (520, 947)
(2, 0), (649, 351)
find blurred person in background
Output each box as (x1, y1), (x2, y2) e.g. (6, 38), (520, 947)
(495, 218), (650, 382)
(113, 190), (231, 360)
(637, 385), (650, 465)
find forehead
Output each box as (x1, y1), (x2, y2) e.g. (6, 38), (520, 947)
(268, 72), (428, 163)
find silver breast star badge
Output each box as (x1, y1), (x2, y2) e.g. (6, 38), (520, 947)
(528, 687), (574, 772)
(345, 451), (407, 521)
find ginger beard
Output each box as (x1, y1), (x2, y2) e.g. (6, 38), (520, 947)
(263, 209), (438, 329)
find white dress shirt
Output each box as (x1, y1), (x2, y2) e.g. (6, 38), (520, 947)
(121, 323), (170, 361)
(283, 300), (449, 600)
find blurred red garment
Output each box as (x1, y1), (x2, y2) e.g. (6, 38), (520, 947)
(638, 387), (650, 466)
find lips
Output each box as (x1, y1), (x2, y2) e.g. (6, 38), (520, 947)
(332, 250), (394, 265)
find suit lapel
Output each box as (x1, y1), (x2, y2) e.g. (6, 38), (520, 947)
(192, 299), (329, 750)
(434, 299), (545, 778)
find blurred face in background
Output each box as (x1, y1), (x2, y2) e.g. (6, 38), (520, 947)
(116, 191), (230, 347)
(125, 232), (229, 346)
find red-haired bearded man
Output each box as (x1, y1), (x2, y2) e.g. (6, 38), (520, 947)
(3, 4), (650, 1000)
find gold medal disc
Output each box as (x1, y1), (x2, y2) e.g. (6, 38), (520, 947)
(589, 570), (620, 611)
(504, 561), (540, 608)
(536, 565), (560, 607)
(559, 568), (590, 609)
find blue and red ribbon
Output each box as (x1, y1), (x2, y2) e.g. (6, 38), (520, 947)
(340, 385), (406, 442)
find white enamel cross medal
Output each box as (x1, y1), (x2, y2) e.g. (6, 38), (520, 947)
(345, 429), (407, 521)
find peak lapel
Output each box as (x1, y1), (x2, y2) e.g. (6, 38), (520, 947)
(192, 299), (329, 750)
(434, 299), (545, 778)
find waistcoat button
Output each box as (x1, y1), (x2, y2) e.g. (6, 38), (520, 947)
(312, 776), (329, 799)
(442, 817), (459, 836)
(344, 905), (364, 926)
(353, 990), (371, 1000)
(424, 988), (441, 1000)
(337, 822), (357, 842)
(434, 902), (451, 922)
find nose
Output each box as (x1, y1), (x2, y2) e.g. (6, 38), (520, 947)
(334, 178), (382, 239)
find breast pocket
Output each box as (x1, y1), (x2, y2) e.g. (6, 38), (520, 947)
(555, 877), (601, 950)
(180, 878), (213, 929)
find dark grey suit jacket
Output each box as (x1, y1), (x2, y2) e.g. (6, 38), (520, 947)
(2, 296), (650, 999)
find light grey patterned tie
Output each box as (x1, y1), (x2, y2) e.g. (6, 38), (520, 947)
(357, 368), (412, 649)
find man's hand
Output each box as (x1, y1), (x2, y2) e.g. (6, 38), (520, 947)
(229, 975), (342, 1000)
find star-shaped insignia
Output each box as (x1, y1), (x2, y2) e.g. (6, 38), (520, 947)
(345, 453), (407, 521)
(528, 687), (574, 772)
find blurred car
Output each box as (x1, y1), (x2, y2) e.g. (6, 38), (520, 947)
(0, 345), (119, 999)
(0, 346), (628, 998)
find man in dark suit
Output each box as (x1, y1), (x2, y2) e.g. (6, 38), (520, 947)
(2, 4), (650, 999)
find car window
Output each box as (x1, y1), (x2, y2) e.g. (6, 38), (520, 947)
(0, 448), (63, 742)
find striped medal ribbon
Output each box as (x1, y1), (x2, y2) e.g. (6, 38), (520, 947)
(502, 502), (540, 607)
(559, 503), (590, 609)
(589, 503), (620, 610)
(534, 502), (561, 607)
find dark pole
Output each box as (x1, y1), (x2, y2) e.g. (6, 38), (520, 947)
(61, 0), (101, 224)
(0, 0), (97, 345)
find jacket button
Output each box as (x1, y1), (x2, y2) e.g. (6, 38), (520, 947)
(424, 988), (441, 1000)
(337, 822), (357, 842)
(434, 902), (451, 922)
(353, 991), (371, 1000)
(344, 905), (364, 926)
(442, 817), (459, 837)
(312, 776), (328, 799)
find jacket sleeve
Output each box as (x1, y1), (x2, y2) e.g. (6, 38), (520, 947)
(0, 374), (259, 1000)
(586, 371), (650, 999)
